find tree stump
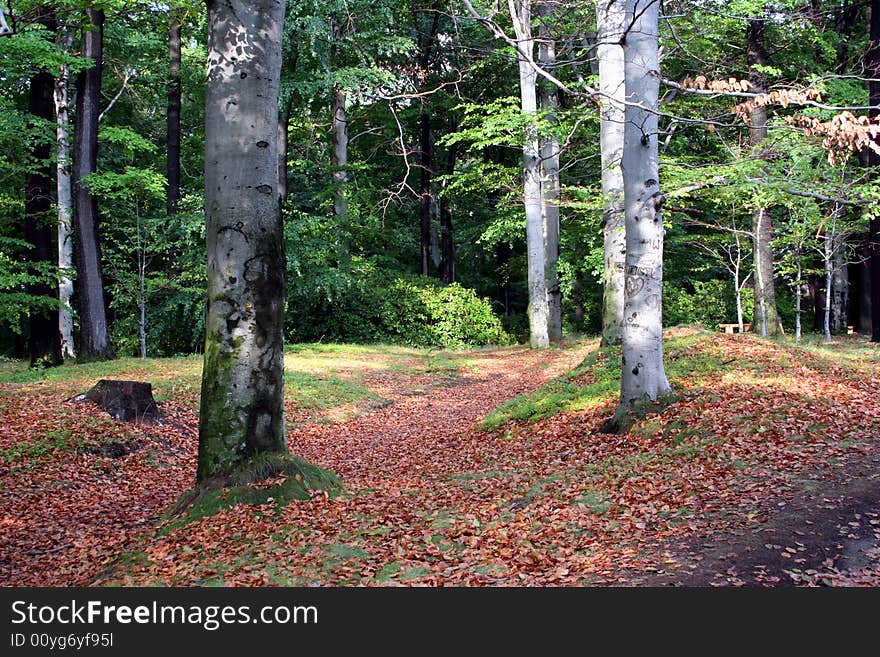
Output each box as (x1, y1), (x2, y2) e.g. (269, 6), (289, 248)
(77, 380), (161, 424)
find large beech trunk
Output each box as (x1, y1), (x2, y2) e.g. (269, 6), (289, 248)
(510, 1), (548, 348)
(538, 0), (561, 342)
(73, 9), (112, 361)
(198, 0), (287, 481)
(597, 0), (626, 346)
(614, 0), (670, 418)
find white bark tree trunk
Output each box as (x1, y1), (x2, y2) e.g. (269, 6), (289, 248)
(538, 1), (562, 342)
(199, 0), (288, 481)
(510, 0), (549, 348)
(614, 0), (670, 420)
(54, 29), (75, 360)
(331, 88), (349, 219)
(597, 0), (627, 346)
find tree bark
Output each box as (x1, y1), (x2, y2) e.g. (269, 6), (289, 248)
(331, 88), (348, 220)
(419, 111), (433, 277)
(439, 139), (457, 284)
(747, 17), (780, 337)
(538, 0), (562, 342)
(26, 55), (62, 367)
(54, 28), (75, 360)
(831, 231), (849, 333)
(73, 8), (113, 361)
(857, 242), (872, 333)
(614, 0), (670, 420)
(597, 0), (626, 347)
(167, 16), (182, 216)
(868, 0), (880, 342)
(511, 0), (549, 348)
(198, 0), (288, 481)
(278, 98), (290, 200)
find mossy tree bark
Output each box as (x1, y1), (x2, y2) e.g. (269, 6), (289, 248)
(198, 0), (288, 482)
(613, 0), (670, 422)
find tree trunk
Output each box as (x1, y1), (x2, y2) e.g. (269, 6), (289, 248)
(278, 98), (290, 200)
(538, 1), (562, 342)
(26, 62), (62, 367)
(796, 253), (803, 343)
(613, 0), (670, 420)
(331, 88), (348, 220)
(54, 28), (75, 361)
(824, 224), (834, 342)
(439, 140), (457, 284)
(597, 0), (627, 347)
(73, 9), (113, 361)
(857, 242), (872, 333)
(748, 18), (780, 337)
(198, 0), (288, 482)
(511, 1), (549, 348)
(167, 16), (182, 216)
(868, 0), (880, 342)
(419, 111), (433, 277)
(831, 231), (849, 333)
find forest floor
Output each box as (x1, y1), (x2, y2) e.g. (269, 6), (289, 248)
(1, 327), (878, 587)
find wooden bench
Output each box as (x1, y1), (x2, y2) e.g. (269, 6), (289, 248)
(719, 323), (751, 334)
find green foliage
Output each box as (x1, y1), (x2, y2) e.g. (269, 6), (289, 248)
(287, 257), (512, 349)
(663, 280), (734, 330)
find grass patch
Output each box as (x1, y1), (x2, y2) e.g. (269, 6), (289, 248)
(285, 372), (384, 410)
(481, 347), (616, 431)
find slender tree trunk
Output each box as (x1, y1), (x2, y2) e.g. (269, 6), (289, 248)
(824, 223), (834, 342)
(73, 9), (113, 361)
(278, 98), (290, 200)
(26, 61), (62, 367)
(137, 207), (147, 359)
(331, 88), (348, 219)
(54, 29), (75, 361)
(538, 1), (562, 342)
(831, 231), (849, 333)
(613, 0), (670, 421)
(167, 16), (182, 216)
(416, 5), (441, 278)
(597, 0), (627, 346)
(511, 1), (549, 348)
(748, 18), (780, 337)
(419, 111), (433, 277)
(198, 0), (288, 482)
(858, 242), (872, 333)
(796, 252), (803, 343)
(497, 241), (512, 317)
(439, 141), (457, 284)
(868, 0), (880, 342)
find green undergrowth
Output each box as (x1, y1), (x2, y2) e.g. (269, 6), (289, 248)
(161, 454), (342, 535)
